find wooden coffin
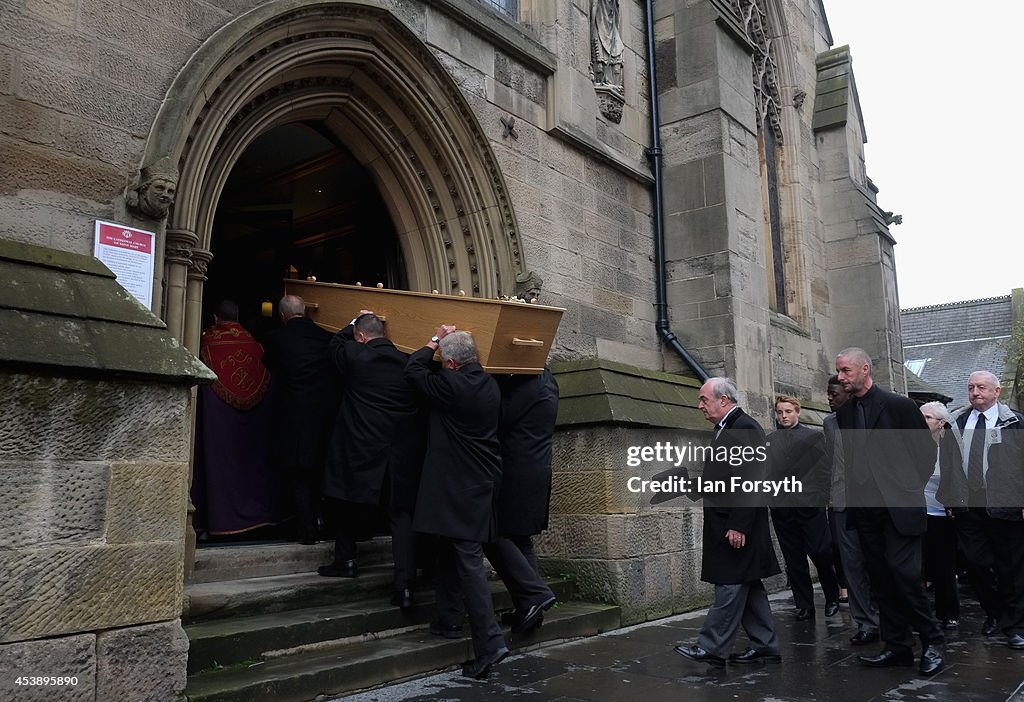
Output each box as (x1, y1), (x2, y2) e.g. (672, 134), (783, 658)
(283, 280), (564, 374)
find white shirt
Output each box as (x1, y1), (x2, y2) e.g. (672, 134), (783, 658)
(961, 404), (1000, 481)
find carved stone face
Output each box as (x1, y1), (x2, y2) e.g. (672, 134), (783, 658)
(138, 177), (177, 218)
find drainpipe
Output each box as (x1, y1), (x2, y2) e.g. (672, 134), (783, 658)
(643, 0), (710, 382)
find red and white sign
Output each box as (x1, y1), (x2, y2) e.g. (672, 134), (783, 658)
(94, 220), (156, 310)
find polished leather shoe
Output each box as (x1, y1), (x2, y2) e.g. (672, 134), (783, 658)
(462, 646), (509, 678)
(317, 559), (357, 578)
(794, 608), (814, 621)
(511, 595), (556, 634)
(390, 587), (414, 610)
(824, 601), (840, 617)
(982, 616), (1000, 636)
(729, 647), (781, 664)
(941, 619), (959, 630)
(849, 630), (879, 646)
(429, 622), (463, 639)
(673, 644), (726, 667)
(919, 644), (944, 675)
(1007, 633), (1024, 650)
(858, 648), (914, 668)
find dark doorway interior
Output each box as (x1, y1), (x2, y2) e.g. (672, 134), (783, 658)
(204, 121), (404, 339)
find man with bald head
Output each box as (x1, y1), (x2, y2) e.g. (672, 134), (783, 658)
(834, 347), (945, 675)
(937, 371), (1024, 650)
(262, 294), (339, 544)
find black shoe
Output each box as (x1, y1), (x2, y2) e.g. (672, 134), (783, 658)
(461, 646), (509, 679)
(317, 559), (357, 577)
(824, 601), (840, 617)
(850, 629), (879, 646)
(794, 608), (815, 621)
(674, 645), (726, 667)
(941, 619), (959, 631)
(1007, 634), (1024, 650)
(858, 648), (914, 668)
(729, 647), (781, 664)
(429, 622), (463, 639)
(511, 595), (556, 634)
(499, 611), (516, 625)
(919, 644), (944, 675)
(390, 587), (414, 610)
(983, 616), (1000, 636)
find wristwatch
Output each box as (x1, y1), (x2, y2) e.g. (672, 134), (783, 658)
(430, 335), (440, 344)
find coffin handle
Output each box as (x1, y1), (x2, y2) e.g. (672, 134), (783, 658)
(512, 337), (545, 347)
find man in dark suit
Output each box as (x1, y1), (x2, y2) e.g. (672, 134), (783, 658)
(674, 377), (781, 667)
(405, 328), (509, 678)
(834, 347), (945, 675)
(319, 313), (421, 611)
(767, 395), (841, 621)
(261, 294), (339, 544)
(937, 370), (1024, 649)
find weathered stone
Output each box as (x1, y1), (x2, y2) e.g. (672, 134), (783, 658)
(96, 620), (188, 702)
(0, 633), (96, 702)
(105, 462), (188, 545)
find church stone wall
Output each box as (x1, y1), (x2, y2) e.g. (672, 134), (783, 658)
(0, 374), (192, 701)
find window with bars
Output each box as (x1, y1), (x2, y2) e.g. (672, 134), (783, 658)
(478, 0), (518, 19)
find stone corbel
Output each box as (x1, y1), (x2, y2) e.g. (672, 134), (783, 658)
(127, 158), (179, 220)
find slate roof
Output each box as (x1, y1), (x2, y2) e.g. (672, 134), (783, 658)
(901, 296), (1012, 409)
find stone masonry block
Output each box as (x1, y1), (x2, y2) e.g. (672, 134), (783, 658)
(105, 462), (188, 545)
(0, 542), (183, 643)
(0, 461), (108, 550)
(0, 98), (60, 145)
(96, 620), (188, 702)
(0, 376), (191, 463)
(1, 5), (94, 69)
(664, 204), (728, 260)
(0, 633), (95, 702)
(426, 8), (494, 75)
(549, 470), (617, 515)
(0, 137), (123, 202)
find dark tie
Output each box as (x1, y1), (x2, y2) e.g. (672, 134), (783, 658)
(852, 399), (867, 430)
(849, 398), (868, 486)
(967, 413), (987, 493)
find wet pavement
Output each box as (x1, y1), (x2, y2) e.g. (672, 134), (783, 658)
(337, 590), (1024, 701)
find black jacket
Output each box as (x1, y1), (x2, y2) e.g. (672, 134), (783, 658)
(495, 369), (559, 536)
(261, 316), (339, 471)
(766, 423), (829, 508)
(937, 403), (1024, 520)
(405, 346), (502, 542)
(324, 326), (420, 508)
(698, 408), (780, 585)
(835, 384), (935, 535)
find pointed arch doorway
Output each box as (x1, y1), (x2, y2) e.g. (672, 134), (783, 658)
(135, 1), (527, 574)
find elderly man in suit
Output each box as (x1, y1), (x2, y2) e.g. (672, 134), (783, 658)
(320, 313), (421, 611)
(262, 294), (339, 544)
(674, 377), (781, 667)
(834, 347), (945, 675)
(405, 328), (509, 678)
(937, 370), (1024, 649)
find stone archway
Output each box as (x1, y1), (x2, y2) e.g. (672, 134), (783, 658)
(137, 0), (526, 353)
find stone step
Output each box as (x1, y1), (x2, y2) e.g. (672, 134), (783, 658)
(191, 537), (394, 584)
(184, 602), (621, 702)
(185, 577), (577, 674)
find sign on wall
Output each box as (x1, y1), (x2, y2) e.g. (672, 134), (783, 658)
(93, 220), (156, 310)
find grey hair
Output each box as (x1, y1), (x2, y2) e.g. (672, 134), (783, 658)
(969, 370), (1001, 387)
(279, 295), (305, 319)
(920, 401), (952, 425)
(837, 346), (872, 368)
(706, 376), (739, 404)
(439, 331), (478, 366)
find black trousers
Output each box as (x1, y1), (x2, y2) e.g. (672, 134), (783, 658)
(434, 538), (505, 657)
(326, 498), (416, 590)
(854, 507), (943, 652)
(828, 508), (847, 589)
(923, 515), (959, 621)
(771, 507), (840, 611)
(483, 537), (554, 613)
(956, 508), (1024, 634)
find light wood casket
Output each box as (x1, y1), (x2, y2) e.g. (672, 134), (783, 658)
(283, 280), (564, 374)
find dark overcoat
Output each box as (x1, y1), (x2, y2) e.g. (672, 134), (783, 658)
(405, 346), (502, 542)
(765, 422), (829, 507)
(261, 316), (339, 472)
(698, 408), (781, 585)
(495, 369), (559, 536)
(324, 326), (420, 509)
(835, 384), (935, 535)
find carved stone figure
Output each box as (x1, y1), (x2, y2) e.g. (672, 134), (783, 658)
(514, 270), (544, 303)
(128, 165), (178, 219)
(591, 0), (625, 123)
